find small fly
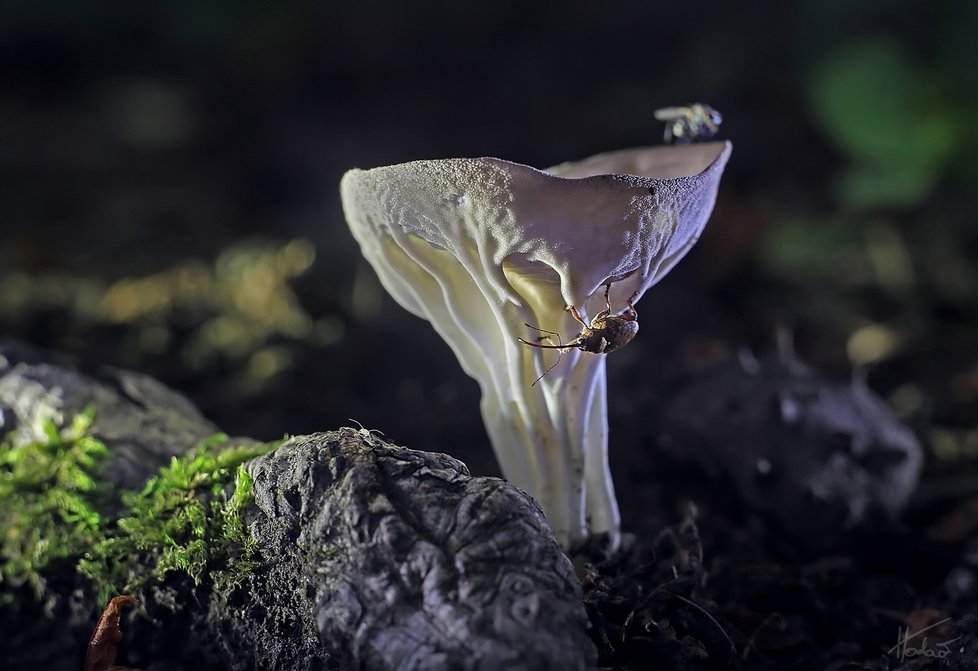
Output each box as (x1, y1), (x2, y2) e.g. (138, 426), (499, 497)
(518, 284), (639, 386)
(654, 103), (723, 144)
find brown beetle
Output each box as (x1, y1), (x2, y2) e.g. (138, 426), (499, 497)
(519, 284), (639, 386)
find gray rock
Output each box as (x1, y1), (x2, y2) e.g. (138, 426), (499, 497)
(658, 354), (923, 544)
(0, 340), (222, 671)
(0, 342), (595, 670)
(0, 340), (221, 491)
(210, 430), (596, 671)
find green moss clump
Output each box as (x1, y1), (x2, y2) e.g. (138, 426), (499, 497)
(78, 434), (280, 606)
(0, 408), (283, 607)
(0, 408), (109, 600)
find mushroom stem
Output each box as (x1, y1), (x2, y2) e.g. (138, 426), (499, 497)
(479, 287), (621, 550)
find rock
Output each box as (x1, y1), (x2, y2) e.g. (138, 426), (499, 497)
(0, 339), (221, 491)
(657, 354), (923, 544)
(210, 430), (596, 671)
(0, 340), (222, 671)
(0, 341), (595, 670)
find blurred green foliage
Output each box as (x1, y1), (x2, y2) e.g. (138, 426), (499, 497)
(760, 29), (977, 329)
(809, 35), (964, 210)
(759, 214), (868, 279)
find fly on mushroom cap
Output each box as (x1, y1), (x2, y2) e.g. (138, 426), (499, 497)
(341, 141), (732, 550)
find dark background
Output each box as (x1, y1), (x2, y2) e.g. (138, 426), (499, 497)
(1, 0), (976, 490)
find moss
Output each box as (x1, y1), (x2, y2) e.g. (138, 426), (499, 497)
(78, 434), (281, 606)
(0, 408), (109, 600)
(0, 409), (282, 606)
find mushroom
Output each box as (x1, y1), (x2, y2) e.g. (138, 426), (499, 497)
(341, 141), (732, 550)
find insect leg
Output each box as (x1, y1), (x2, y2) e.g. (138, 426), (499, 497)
(566, 305), (589, 328)
(620, 289), (639, 319)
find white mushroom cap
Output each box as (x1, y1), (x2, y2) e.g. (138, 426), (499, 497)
(341, 141), (731, 549)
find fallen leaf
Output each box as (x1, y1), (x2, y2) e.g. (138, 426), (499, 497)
(84, 595), (138, 671)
